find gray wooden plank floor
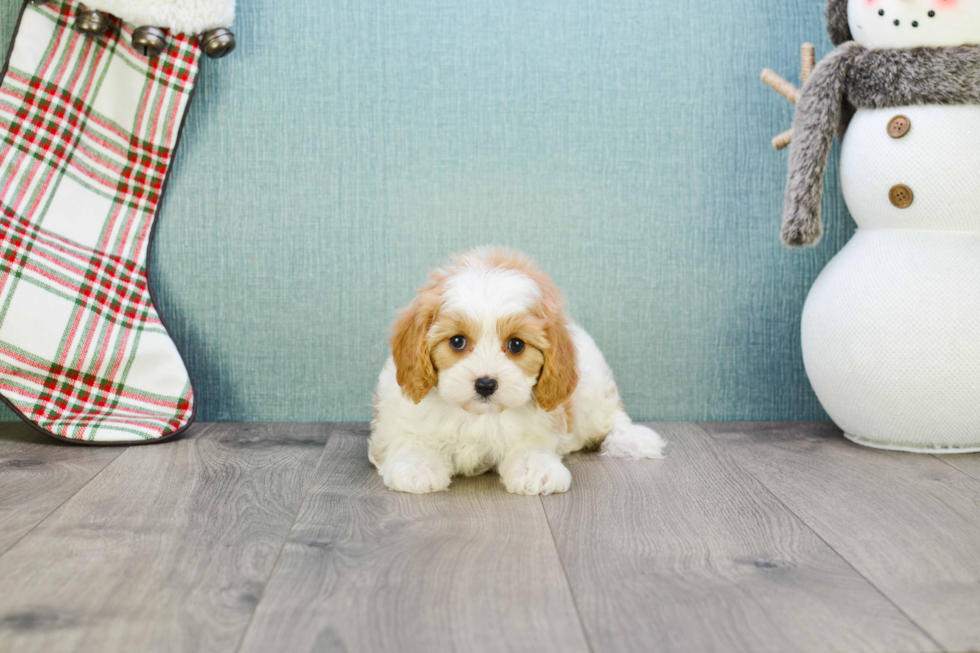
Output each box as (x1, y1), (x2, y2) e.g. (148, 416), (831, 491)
(0, 421), (977, 653)
(0, 423), (329, 653)
(542, 423), (936, 653)
(0, 424), (123, 557)
(700, 422), (980, 653)
(239, 426), (590, 653)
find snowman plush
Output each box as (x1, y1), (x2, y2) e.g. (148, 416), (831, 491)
(782, 0), (980, 451)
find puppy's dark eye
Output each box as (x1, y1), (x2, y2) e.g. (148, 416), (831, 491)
(508, 338), (525, 354)
(449, 335), (467, 351)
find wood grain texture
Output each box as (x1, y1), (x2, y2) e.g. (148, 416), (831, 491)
(0, 423), (123, 556)
(542, 422), (936, 653)
(238, 426), (590, 653)
(0, 423), (328, 653)
(701, 421), (980, 653)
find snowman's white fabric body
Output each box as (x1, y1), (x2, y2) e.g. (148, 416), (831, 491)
(796, 0), (980, 452)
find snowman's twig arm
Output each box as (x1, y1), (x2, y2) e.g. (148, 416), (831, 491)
(772, 128), (793, 151)
(760, 44), (815, 151)
(761, 69), (800, 104)
(782, 42), (862, 247)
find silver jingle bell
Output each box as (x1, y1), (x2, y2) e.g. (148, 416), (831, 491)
(200, 28), (236, 59)
(132, 26), (168, 57)
(75, 9), (109, 36)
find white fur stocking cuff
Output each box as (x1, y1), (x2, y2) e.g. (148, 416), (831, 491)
(81, 0), (235, 34)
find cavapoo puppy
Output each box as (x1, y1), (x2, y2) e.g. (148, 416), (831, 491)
(369, 247), (665, 495)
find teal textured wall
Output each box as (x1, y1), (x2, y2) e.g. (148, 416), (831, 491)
(0, 0), (853, 423)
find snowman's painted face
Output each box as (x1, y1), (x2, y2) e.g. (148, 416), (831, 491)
(848, 0), (980, 48)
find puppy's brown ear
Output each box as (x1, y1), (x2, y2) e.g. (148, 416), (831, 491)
(536, 314), (578, 412)
(390, 291), (438, 403)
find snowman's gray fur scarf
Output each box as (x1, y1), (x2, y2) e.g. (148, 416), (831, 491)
(782, 42), (980, 246)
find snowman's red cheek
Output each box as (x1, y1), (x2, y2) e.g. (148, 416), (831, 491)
(933, 0), (959, 9)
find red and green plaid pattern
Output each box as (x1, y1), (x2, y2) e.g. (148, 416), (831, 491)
(0, 0), (199, 442)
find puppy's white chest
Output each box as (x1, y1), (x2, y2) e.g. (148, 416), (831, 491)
(448, 422), (508, 475)
(442, 408), (555, 475)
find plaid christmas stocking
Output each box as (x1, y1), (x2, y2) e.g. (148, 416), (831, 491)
(0, 0), (235, 443)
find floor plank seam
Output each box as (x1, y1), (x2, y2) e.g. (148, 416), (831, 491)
(538, 495), (595, 653)
(930, 454), (980, 483)
(233, 432), (332, 653)
(693, 423), (947, 653)
(0, 445), (128, 559)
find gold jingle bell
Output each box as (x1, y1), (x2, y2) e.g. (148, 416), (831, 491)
(132, 26), (168, 57)
(75, 9), (109, 36)
(201, 28), (236, 59)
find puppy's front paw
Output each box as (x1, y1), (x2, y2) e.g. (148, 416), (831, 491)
(601, 423), (666, 460)
(500, 452), (571, 495)
(382, 453), (452, 494)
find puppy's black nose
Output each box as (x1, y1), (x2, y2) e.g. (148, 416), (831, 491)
(474, 377), (498, 398)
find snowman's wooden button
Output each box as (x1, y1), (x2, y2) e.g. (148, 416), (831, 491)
(889, 184), (914, 208)
(887, 115), (911, 139)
